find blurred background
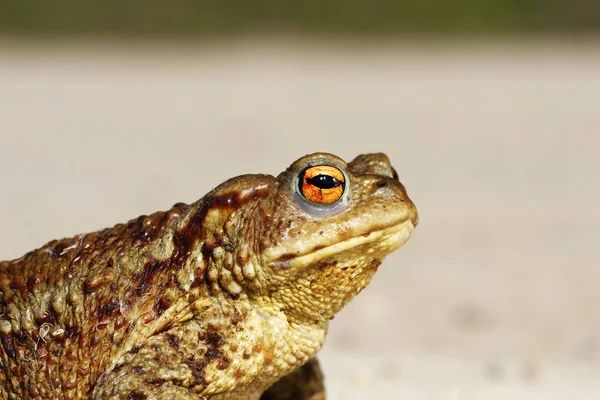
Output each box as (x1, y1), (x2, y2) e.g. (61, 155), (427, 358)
(1, 2), (599, 399)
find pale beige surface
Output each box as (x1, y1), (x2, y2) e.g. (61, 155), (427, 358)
(1, 40), (599, 398)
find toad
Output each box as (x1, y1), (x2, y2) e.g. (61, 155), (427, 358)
(0, 153), (418, 399)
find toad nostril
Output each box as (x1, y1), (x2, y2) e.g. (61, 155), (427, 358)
(375, 181), (387, 188)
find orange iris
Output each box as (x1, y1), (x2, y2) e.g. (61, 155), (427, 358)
(300, 165), (345, 204)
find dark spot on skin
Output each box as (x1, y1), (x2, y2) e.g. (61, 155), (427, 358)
(230, 312), (243, 326)
(146, 378), (166, 385)
(184, 358), (208, 387)
(317, 260), (337, 270)
(111, 363), (126, 376)
(66, 348), (78, 361)
(166, 333), (180, 349)
(128, 390), (148, 400)
(27, 274), (43, 292)
(115, 316), (128, 331)
(196, 329), (229, 369)
(242, 349), (251, 359)
(130, 215), (151, 247)
(11, 275), (27, 295)
(155, 320), (175, 336)
(65, 325), (80, 339)
(205, 330), (225, 348)
(274, 253), (296, 262)
(13, 330), (28, 344)
(200, 241), (217, 269)
(132, 366), (144, 375)
(79, 335), (90, 350)
(216, 358), (230, 370)
(50, 241), (71, 258)
(90, 333), (101, 347)
(133, 258), (170, 297)
(0, 333), (16, 358)
(223, 243), (235, 252)
(223, 291), (240, 301)
(205, 347), (221, 360)
(35, 309), (57, 326)
(123, 292), (137, 309)
(130, 344), (142, 354)
(153, 295), (172, 316)
(19, 379), (30, 392)
(99, 297), (120, 319)
(190, 273), (206, 288)
(52, 330), (66, 343)
(83, 269), (115, 295)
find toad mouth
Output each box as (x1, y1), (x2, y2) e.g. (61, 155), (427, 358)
(267, 218), (415, 269)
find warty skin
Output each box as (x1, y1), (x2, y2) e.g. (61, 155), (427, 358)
(0, 152), (418, 399)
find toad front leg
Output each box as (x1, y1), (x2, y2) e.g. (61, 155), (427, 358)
(92, 315), (325, 400)
(94, 340), (325, 400)
(92, 321), (228, 399)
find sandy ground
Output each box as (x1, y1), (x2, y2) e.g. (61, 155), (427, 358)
(0, 39), (599, 398)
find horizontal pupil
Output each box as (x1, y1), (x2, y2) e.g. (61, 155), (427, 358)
(306, 174), (342, 189)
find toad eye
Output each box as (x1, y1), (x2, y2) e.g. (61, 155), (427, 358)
(298, 165), (345, 204)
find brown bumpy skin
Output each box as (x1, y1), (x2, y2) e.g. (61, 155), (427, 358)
(0, 153), (418, 399)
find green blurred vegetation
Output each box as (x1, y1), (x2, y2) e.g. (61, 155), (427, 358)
(1, 0), (599, 36)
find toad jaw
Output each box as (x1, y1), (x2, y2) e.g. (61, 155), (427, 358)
(264, 218), (416, 270)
